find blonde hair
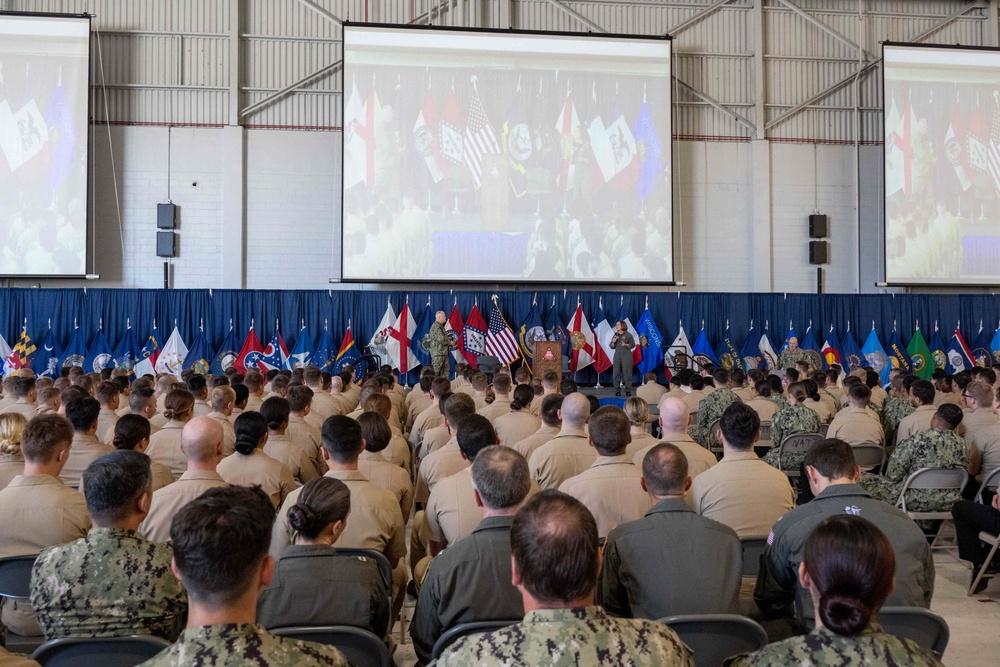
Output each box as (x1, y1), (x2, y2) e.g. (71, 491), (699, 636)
(623, 397), (650, 427)
(0, 412), (28, 456)
(163, 389), (195, 422)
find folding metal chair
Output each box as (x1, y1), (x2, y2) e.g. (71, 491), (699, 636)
(967, 467), (1000, 596)
(776, 433), (823, 476)
(31, 635), (170, 667)
(657, 614), (768, 667)
(877, 607), (950, 657)
(851, 442), (887, 474)
(895, 467), (968, 550)
(739, 535), (768, 578)
(431, 620), (518, 660)
(271, 626), (389, 667)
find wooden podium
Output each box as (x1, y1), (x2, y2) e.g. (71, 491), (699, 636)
(533, 341), (563, 386)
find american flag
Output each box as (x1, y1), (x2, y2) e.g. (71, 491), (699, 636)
(485, 302), (521, 366)
(464, 88), (501, 189)
(988, 104), (1000, 193)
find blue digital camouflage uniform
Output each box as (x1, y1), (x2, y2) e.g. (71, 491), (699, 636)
(689, 388), (741, 449)
(764, 404), (822, 470)
(30, 528), (187, 640)
(724, 624), (943, 667)
(431, 606), (694, 667)
(138, 624), (350, 666)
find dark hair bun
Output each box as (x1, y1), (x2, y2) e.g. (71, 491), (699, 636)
(234, 435), (257, 456)
(819, 594), (870, 636)
(287, 503), (320, 535)
(266, 420), (282, 431)
(111, 434), (128, 450)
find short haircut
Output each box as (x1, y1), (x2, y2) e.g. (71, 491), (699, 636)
(244, 371), (265, 392)
(186, 375), (208, 396)
(286, 385), (313, 413)
(514, 367), (530, 384)
(587, 406), (631, 456)
(456, 414), (497, 460)
(910, 379), (935, 405)
(719, 402), (760, 451)
(129, 387), (156, 413)
(542, 371), (559, 389)
(559, 378), (578, 395)
(21, 414), (74, 463)
(967, 381), (993, 407)
(82, 450), (152, 523)
(321, 415), (364, 463)
(259, 397), (291, 431)
(232, 383), (250, 407)
(270, 375), (290, 393)
(94, 381), (117, 405)
(471, 445), (531, 510)
(303, 367), (322, 386)
(431, 377), (452, 398)
(418, 374), (434, 392)
(689, 375), (705, 391)
(211, 386), (236, 412)
(38, 387), (61, 405)
(804, 439), (857, 480)
(357, 411), (392, 453)
(65, 397), (101, 432)
(471, 372), (488, 391)
(643, 372), (657, 383)
(210, 375), (231, 387)
(511, 490), (598, 604)
(539, 393), (564, 427)
(170, 486), (275, 606)
(14, 377), (35, 398)
(493, 374), (512, 395)
(935, 403), (963, 429)
(712, 368), (730, 385)
(642, 442), (689, 496)
(847, 383), (871, 404)
(444, 392), (476, 427)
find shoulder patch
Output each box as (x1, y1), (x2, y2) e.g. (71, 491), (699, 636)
(844, 504), (862, 516)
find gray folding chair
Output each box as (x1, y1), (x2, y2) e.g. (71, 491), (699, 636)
(895, 467), (968, 550)
(758, 421), (772, 446)
(431, 620), (518, 660)
(851, 442), (887, 474)
(818, 423), (830, 437)
(335, 548), (395, 641)
(32, 635), (170, 667)
(739, 535), (768, 578)
(271, 626), (389, 667)
(0, 554), (43, 655)
(657, 614), (768, 667)
(968, 468), (1000, 596)
(777, 433), (823, 476)
(973, 466), (1000, 504)
(877, 607), (950, 657)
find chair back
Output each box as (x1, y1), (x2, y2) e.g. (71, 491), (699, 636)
(271, 626), (389, 667)
(739, 536), (768, 578)
(334, 548), (393, 593)
(31, 636), (170, 667)
(896, 468), (967, 513)
(758, 421), (772, 444)
(851, 443), (886, 473)
(778, 433), (823, 472)
(0, 554), (37, 599)
(818, 423), (829, 437)
(974, 467), (1000, 504)
(878, 606), (950, 657)
(478, 356), (500, 374)
(657, 614), (768, 667)
(432, 620), (518, 660)
(708, 420), (722, 453)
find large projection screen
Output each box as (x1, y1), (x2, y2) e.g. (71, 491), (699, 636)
(883, 42), (1000, 286)
(0, 12), (90, 278)
(341, 25), (673, 284)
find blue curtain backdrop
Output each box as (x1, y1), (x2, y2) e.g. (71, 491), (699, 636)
(2, 288), (999, 379)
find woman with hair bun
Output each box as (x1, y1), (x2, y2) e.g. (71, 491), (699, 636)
(746, 381), (779, 423)
(256, 476), (390, 638)
(146, 389), (196, 478)
(622, 396), (657, 456)
(0, 412), (27, 491)
(217, 411), (296, 510)
(112, 414), (174, 491)
(802, 378), (835, 424)
(726, 515), (943, 666)
(764, 381), (821, 471)
(259, 396), (319, 485)
(493, 384), (540, 448)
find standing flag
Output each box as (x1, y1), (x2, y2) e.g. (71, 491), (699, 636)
(988, 96), (1000, 194)
(486, 299), (522, 367)
(332, 325), (361, 375)
(439, 86), (465, 168)
(883, 327), (911, 385)
(613, 303), (643, 366)
(4, 325), (35, 374)
(632, 97), (663, 200)
(311, 327), (336, 373)
(446, 305), (465, 365)
(972, 323), (993, 368)
(31, 327), (62, 378)
(288, 327), (315, 370)
(592, 301), (615, 376)
(83, 327), (115, 373)
(462, 303), (488, 367)
(544, 302), (570, 359)
(691, 327), (720, 369)
(386, 302), (418, 375)
(860, 327), (888, 377)
(517, 300), (547, 365)
(155, 327), (189, 378)
(990, 323), (1000, 367)
(928, 327), (947, 372)
(779, 325), (798, 355)
(801, 325), (826, 371)
(369, 302), (397, 367)
(411, 303), (434, 367)
(133, 324), (161, 378)
(666, 325), (694, 377)
(739, 324), (763, 373)
(821, 326), (843, 375)
(414, 90), (446, 184)
(0, 334), (12, 375)
(907, 326), (934, 380)
(759, 327), (778, 371)
(945, 106), (973, 191)
(463, 81), (502, 189)
(112, 324), (142, 375)
(840, 326), (865, 372)
(258, 328), (290, 374)
(183, 329), (215, 375)
(714, 322), (740, 372)
(235, 325), (265, 375)
(567, 303), (596, 372)
(210, 325), (239, 375)
(636, 306), (665, 375)
(502, 86), (530, 198)
(554, 89), (581, 191)
(945, 327), (975, 374)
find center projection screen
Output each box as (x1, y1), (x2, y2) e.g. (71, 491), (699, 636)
(341, 25), (673, 283)
(0, 13), (90, 277)
(883, 42), (1000, 286)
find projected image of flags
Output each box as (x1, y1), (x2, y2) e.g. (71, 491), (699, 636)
(414, 90), (446, 184)
(486, 300), (521, 366)
(464, 83), (501, 189)
(989, 102), (1000, 194)
(555, 90), (580, 191)
(633, 98), (662, 200)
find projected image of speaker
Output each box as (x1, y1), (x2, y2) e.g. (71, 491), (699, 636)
(809, 241), (829, 265)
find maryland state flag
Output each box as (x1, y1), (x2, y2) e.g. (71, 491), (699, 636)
(4, 326), (35, 374)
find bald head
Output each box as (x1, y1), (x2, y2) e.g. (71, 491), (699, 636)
(180, 416), (224, 465)
(330, 376), (344, 393)
(559, 392), (591, 429)
(658, 396), (691, 433)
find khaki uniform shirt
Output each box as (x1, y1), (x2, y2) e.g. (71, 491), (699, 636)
(472, 392), (489, 412)
(217, 449), (297, 510)
(632, 432), (717, 480)
(895, 404), (936, 443)
(191, 399), (211, 418)
(415, 440), (468, 505)
(732, 387), (754, 403)
(528, 429), (596, 491)
(140, 470), (228, 544)
(599, 497), (741, 619)
(207, 411), (237, 457)
(689, 451), (795, 538)
(870, 385), (888, 409)
(286, 415), (325, 475)
(559, 455), (653, 538)
(420, 424), (451, 460)
(263, 434), (319, 485)
(150, 461), (175, 492)
(61, 433), (115, 489)
(625, 431), (658, 457)
(934, 390), (961, 407)
(407, 391), (432, 431)
(426, 467), (481, 546)
(0, 400), (36, 420)
(245, 394), (264, 413)
(804, 398), (835, 424)
(681, 389), (707, 413)
(410, 405), (444, 447)
(358, 451), (413, 523)
(478, 397), (512, 422)
(146, 421), (187, 479)
(270, 470), (405, 564)
(494, 410), (541, 448)
(387, 434), (411, 471)
(512, 425), (560, 461)
(959, 406), (998, 440)
(308, 391), (340, 422)
(0, 453), (25, 492)
(828, 407), (885, 446)
(636, 382), (667, 408)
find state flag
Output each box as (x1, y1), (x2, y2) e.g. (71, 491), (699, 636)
(288, 327), (315, 370)
(411, 303), (434, 367)
(446, 305), (465, 365)
(883, 328), (910, 385)
(633, 99), (663, 200)
(518, 302), (547, 365)
(4, 326), (34, 374)
(739, 325), (763, 373)
(57, 326), (86, 371)
(665, 325), (693, 378)
(759, 328), (778, 371)
(945, 328), (975, 374)
(691, 327), (719, 369)
(113, 325), (142, 375)
(928, 329), (947, 372)
(235, 326), (265, 375)
(258, 329), (290, 374)
(801, 326), (825, 371)
(0, 334), (11, 376)
(387, 303), (418, 375)
(502, 91), (531, 198)
(972, 323), (993, 368)
(31, 328), (62, 379)
(133, 325), (161, 378)
(312, 328), (336, 373)
(544, 304), (570, 360)
(83, 328), (114, 373)
(369, 303), (397, 367)
(155, 327), (189, 378)
(462, 304), (488, 367)
(821, 327), (843, 375)
(414, 91), (446, 184)
(555, 91), (580, 192)
(333, 326), (361, 375)
(440, 88), (465, 166)
(636, 308), (665, 375)
(592, 302), (614, 376)
(210, 326), (239, 375)
(991, 325), (1000, 368)
(183, 330), (215, 375)
(343, 78), (369, 189)
(907, 327), (933, 380)
(840, 328), (865, 372)
(714, 323), (739, 372)
(567, 304), (596, 372)
(860, 327), (888, 377)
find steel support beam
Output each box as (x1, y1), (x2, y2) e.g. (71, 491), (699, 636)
(542, 0), (606, 33)
(294, 0), (343, 26)
(987, 0), (1000, 46)
(774, 0), (874, 62)
(667, 0), (737, 36)
(239, 60), (343, 119)
(675, 77), (756, 133)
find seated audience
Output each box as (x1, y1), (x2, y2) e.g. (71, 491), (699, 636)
(218, 411), (296, 511)
(633, 397), (716, 480)
(146, 389), (196, 478)
(895, 379), (937, 444)
(285, 385), (325, 474)
(689, 370), (741, 448)
(827, 384), (884, 446)
(0, 412), (27, 491)
(764, 382), (822, 470)
(357, 411), (413, 523)
(61, 397), (115, 490)
(528, 393), (593, 490)
(95, 381), (121, 443)
(128, 387), (160, 435)
(513, 394), (563, 460)
(623, 397), (657, 456)
(953, 490), (1000, 593)
(478, 373), (513, 422)
(205, 386), (238, 456)
(414, 393), (477, 505)
(30, 450), (186, 640)
(0, 378), (37, 420)
(260, 397), (319, 485)
(493, 384), (540, 447)
(635, 372), (667, 409)
(112, 414), (174, 491)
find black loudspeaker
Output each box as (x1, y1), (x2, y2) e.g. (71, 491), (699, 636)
(809, 241), (829, 265)
(157, 203), (177, 229)
(156, 232), (176, 258)
(809, 214), (828, 238)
